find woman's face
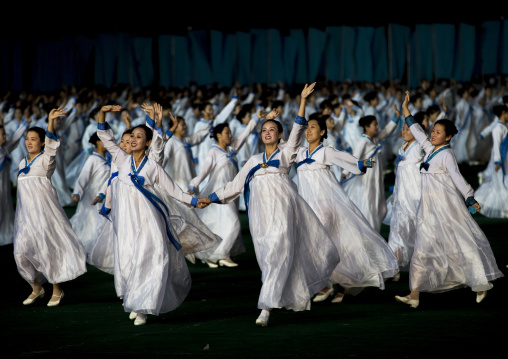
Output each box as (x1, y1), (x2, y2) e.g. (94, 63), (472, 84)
(217, 126), (232, 145)
(401, 123), (415, 143)
(175, 120), (187, 136)
(261, 122), (282, 145)
(305, 120), (325, 144)
(364, 120), (379, 137)
(203, 104), (214, 118)
(130, 128), (151, 152)
(96, 139), (106, 153)
(430, 123), (452, 146)
(120, 134), (132, 153)
(25, 130), (44, 155)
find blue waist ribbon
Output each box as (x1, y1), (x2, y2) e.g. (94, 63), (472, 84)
(243, 159), (280, 213)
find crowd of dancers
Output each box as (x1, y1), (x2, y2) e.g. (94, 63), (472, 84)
(0, 78), (506, 326)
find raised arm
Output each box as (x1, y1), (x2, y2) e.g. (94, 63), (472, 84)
(42, 107), (67, 170)
(97, 105), (131, 166)
(230, 110), (262, 152)
(322, 147), (369, 175)
(212, 92), (239, 126)
(72, 157), (94, 201)
(402, 91), (434, 154)
(156, 164), (198, 208)
(3, 119), (29, 153)
(188, 151), (215, 194)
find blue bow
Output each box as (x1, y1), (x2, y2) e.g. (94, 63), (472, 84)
(243, 153), (280, 213)
(107, 171), (118, 186)
(420, 162), (430, 171)
(297, 158), (315, 168)
(420, 144), (450, 172)
(129, 156), (182, 250)
(396, 154), (404, 167)
(17, 152), (44, 177)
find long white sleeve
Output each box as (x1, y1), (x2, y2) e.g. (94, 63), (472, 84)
(3, 120), (28, 153)
(73, 157), (94, 197)
(155, 164), (195, 206)
(97, 123), (130, 167)
(212, 96), (239, 126)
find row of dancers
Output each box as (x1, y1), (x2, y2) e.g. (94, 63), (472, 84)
(0, 83), (505, 327)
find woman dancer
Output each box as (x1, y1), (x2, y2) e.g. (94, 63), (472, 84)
(14, 107), (87, 307)
(395, 91), (503, 308)
(296, 115), (398, 303)
(200, 83), (341, 326)
(97, 105), (206, 326)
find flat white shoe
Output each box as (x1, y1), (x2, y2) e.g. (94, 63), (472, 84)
(255, 310), (270, 327)
(47, 291), (64, 307)
(313, 288), (334, 302)
(129, 311), (138, 320)
(476, 291), (487, 303)
(395, 295), (419, 308)
(23, 288), (45, 305)
(331, 293), (344, 304)
(219, 259), (238, 267)
(202, 260), (218, 268)
(134, 313), (147, 326)
(392, 272), (401, 282)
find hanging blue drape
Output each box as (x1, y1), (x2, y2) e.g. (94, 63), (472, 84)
(454, 23), (475, 82)
(173, 36), (191, 88)
(502, 20), (508, 75)
(252, 29), (268, 84)
(373, 27), (388, 83)
(326, 26), (342, 82)
(308, 28), (327, 82)
(189, 30), (213, 86)
(117, 33), (134, 85)
(343, 26), (356, 81)
(481, 21), (501, 75)
(133, 37), (153, 88)
(221, 34), (236, 87)
(0, 40), (9, 90)
(75, 36), (94, 87)
(12, 41), (23, 92)
(211, 30), (224, 85)
(290, 29), (308, 84)
(211, 31), (236, 87)
(355, 27), (374, 83)
(283, 36), (298, 85)
(236, 32), (251, 86)
(268, 29), (284, 84)
(434, 24), (456, 79)
(95, 34), (117, 88)
(409, 32), (419, 88)
(33, 41), (62, 92)
(415, 24), (434, 82)
(158, 35), (172, 88)
(390, 24), (411, 83)
(61, 37), (76, 87)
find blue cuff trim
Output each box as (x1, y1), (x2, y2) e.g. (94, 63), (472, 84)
(72, 193), (80, 199)
(166, 130), (173, 138)
(208, 192), (221, 204)
(479, 135), (485, 141)
(188, 185), (196, 192)
(20, 120), (29, 127)
(46, 130), (59, 141)
(295, 115), (308, 126)
(190, 197), (198, 208)
(465, 196), (477, 207)
(97, 122), (110, 131)
(358, 161), (367, 173)
(233, 95), (239, 99)
(193, 157), (198, 163)
(392, 115), (399, 123)
(405, 115), (416, 127)
(145, 114), (155, 129)
(389, 185), (394, 192)
(495, 161), (502, 166)
(99, 193), (106, 200)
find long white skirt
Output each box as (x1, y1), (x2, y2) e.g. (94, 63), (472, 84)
(298, 168), (398, 292)
(110, 180), (191, 315)
(388, 164), (422, 267)
(342, 151), (387, 232)
(248, 173), (340, 311)
(409, 174), (504, 293)
(65, 149), (89, 190)
(195, 164), (244, 262)
(0, 166), (14, 245)
(475, 160), (508, 218)
(14, 177), (87, 285)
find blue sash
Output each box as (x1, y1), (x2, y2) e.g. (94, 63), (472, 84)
(420, 144), (450, 171)
(17, 152), (44, 177)
(396, 142), (417, 168)
(212, 145), (239, 170)
(129, 156), (182, 250)
(243, 149), (280, 213)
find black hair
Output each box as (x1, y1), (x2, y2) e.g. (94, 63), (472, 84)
(236, 107), (251, 123)
(272, 100), (284, 110)
(89, 132), (100, 146)
(308, 115), (328, 142)
(27, 126), (46, 151)
(309, 112), (321, 121)
(262, 119), (283, 143)
(122, 129), (133, 138)
(90, 107), (101, 121)
(199, 102), (212, 112)
(131, 124), (153, 148)
(363, 91), (378, 103)
(319, 99), (332, 111)
(410, 93), (423, 103)
(456, 88), (468, 98)
(434, 119), (458, 138)
(426, 104), (441, 116)
(211, 123), (230, 140)
(413, 111), (426, 126)
(359, 115), (377, 132)
(502, 95), (508, 105)
(493, 104), (508, 119)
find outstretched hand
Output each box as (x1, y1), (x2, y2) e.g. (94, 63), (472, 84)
(48, 106), (69, 122)
(154, 102), (163, 125)
(72, 195), (80, 202)
(101, 105), (122, 113)
(402, 91), (411, 117)
(197, 197), (211, 209)
(265, 108), (280, 120)
(169, 111), (179, 133)
(393, 104), (401, 119)
(301, 82), (316, 100)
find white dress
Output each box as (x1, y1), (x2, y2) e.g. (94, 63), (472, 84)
(69, 152), (111, 253)
(189, 116), (259, 262)
(0, 120), (28, 245)
(407, 120), (504, 293)
(97, 122), (202, 315)
(474, 121), (508, 218)
(387, 140), (425, 267)
(452, 98), (477, 164)
(342, 119), (398, 232)
(14, 131), (87, 286)
(209, 116), (341, 311)
(296, 145), (398, 292)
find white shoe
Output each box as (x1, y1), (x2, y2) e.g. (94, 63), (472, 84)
(202, 260), (218, 268)
(23, 288), (45, 305)
(47, 291), (64, 307)
(313, 288), (334, 302)
(219, 259), (238, 267)
(331, 293), (344, 304)
(255, 310), (270, 327)
(476, 291), (487, 303)
(134, 313), (147, 326)
(185, 254), (196, 264)
(129, 311), (138, 320)
(395, 295), (419, 308)
(392, 272), (401, 282)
